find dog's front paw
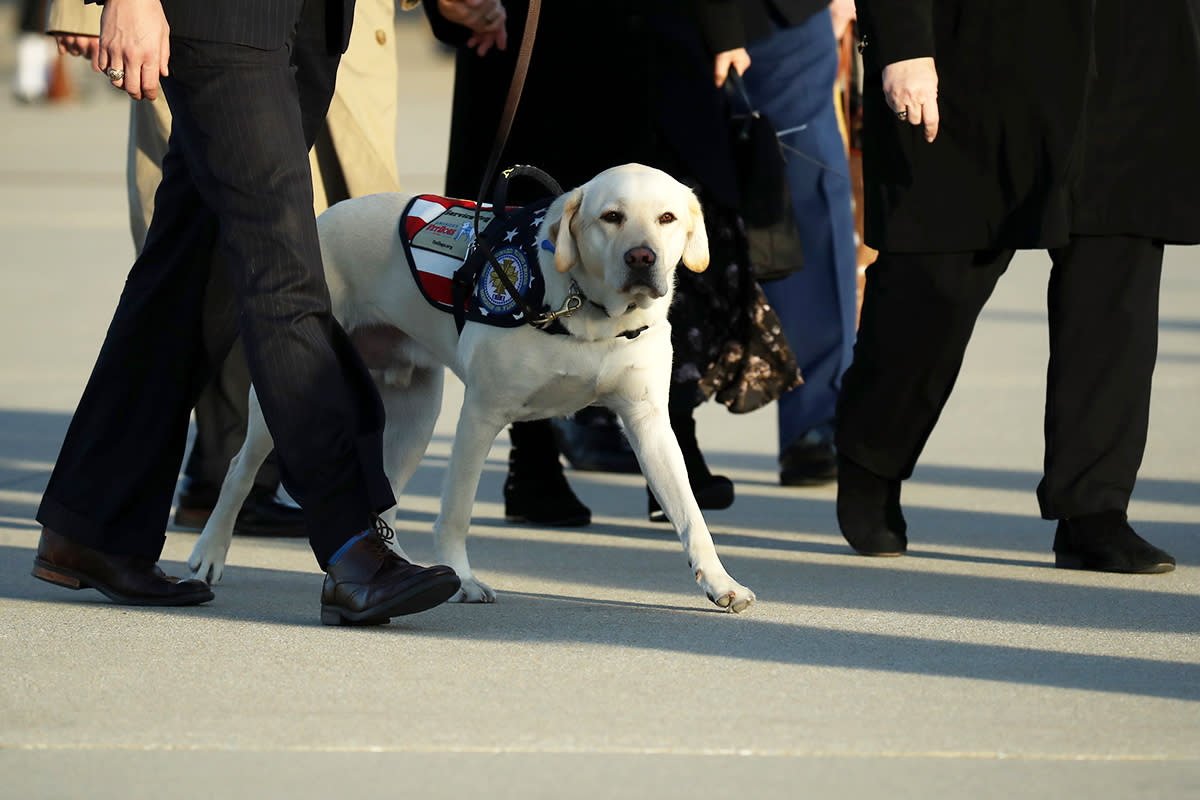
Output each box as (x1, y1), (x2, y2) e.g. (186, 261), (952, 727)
(697, 571), (755, 613)
(449, 574), (496, 604)
(187, 538), (228, 585)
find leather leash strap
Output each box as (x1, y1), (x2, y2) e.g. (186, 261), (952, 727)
(475, 0), (541, 208)
(452, 0), (547, 333)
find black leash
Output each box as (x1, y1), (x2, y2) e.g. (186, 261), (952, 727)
(474, 0), (541, 215)
(451, 0), (565, 334)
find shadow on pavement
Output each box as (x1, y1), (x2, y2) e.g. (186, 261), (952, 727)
(3, 534), (1198, 704)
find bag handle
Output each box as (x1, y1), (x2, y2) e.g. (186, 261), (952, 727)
(725, 69), (758, 115)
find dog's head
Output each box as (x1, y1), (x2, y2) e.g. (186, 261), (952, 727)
(545, 163), (709, 316)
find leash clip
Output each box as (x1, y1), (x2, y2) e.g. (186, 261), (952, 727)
(531, 282), (584, 327)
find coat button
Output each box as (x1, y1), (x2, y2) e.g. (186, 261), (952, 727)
(375, 29), (387, 45)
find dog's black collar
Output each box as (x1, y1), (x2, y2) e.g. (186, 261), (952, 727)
(532, 242), (648, 340)
(541, 317), (649, 339)
(537, 287), (647, 340)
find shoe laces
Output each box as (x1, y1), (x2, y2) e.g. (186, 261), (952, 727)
(365, 515), (399, 556)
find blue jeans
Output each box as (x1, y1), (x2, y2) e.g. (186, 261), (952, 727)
(741, 10), (858, 454)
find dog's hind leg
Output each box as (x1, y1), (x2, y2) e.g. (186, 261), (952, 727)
(375, 363), (445, 561)
(615, 403), (756, 613)
(433, 395), (505, 603)
(187, 388), (275, 584)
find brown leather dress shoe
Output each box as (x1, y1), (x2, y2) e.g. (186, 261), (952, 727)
(320, 521), (460, 626)
(32, 527), (214, 606)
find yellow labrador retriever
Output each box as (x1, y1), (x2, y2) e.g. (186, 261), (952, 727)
(187, 163), (755, 613)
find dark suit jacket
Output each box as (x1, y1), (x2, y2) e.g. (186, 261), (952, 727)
(85, 0), (356, 52)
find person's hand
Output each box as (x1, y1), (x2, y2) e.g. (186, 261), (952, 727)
(96, 0), (171, 101)
(882, 56), (939, 142)
(465, 29), (504, 56)
(829, 0), (856, 40)
(438, 0), (508, 55)
(55, 33), (100, 60)
(713, 48), (751, 87)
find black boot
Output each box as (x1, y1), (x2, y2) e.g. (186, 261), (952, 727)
(647, 391), (734, 523)
(504, 420), (591, 527)
(1053, 510), (1175, 574)
(836, 454), (907, 556)
(779, 423), (838, 486)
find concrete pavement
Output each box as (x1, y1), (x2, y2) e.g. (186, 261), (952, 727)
(1, 10), (1198, 799)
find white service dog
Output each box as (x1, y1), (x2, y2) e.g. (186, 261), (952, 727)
(188, 163), (755, 612)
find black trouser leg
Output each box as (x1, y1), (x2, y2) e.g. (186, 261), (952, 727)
(38, 20), (393, 567)
(836, 248), (1014, 479)
(185, 86), (351, 496)
(1037, 235), (1163, 519)
(184, 339), (282, 492)
(185, 245), (279, 492)
(160, 39), (394, 566)
(181, 0), (334, 498)
(37, 149), (223, 557)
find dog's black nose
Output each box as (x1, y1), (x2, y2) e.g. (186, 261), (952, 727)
(624, 246), (657, 270)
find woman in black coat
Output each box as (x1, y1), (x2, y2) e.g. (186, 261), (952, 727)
(835, 0), (1200, 572)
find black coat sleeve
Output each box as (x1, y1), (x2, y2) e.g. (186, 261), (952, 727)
(421, 0), (474, 47)
(857, 0), (935, 72)
(696, 0), (748, 54)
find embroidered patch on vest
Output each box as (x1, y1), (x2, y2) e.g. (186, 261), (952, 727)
(399, 194), (551, 327)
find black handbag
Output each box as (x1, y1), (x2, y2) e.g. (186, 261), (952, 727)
(726, 71), (805, 283)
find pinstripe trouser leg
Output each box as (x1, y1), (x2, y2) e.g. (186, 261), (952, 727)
(38, 25), (394, 568)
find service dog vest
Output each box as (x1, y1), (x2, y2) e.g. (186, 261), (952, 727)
(399, 194), (553, 328)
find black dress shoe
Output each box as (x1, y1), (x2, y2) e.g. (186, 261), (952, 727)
(1054, 511), (1176, 574)
(779, 426), (838, 486)
(503, 420), (591, 527)
(175, 479), (306, 537)
(550, 408), (641, 474)
(836, 455), (907, 556)
(320, 519), (461, 625)
(230, 486), (307, 537)
(32, 527), (214, 606)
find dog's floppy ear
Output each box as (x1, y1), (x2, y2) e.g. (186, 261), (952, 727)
(549, 188), (583, 273)
(681, 191), (710, 273)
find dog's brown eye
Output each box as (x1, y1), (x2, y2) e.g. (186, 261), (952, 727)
(659, 212), (677, 224)
(601, 210), (624, 224)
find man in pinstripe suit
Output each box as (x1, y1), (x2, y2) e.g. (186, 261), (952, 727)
(31, 0), (503, 623)
(45, 0), (417, 540)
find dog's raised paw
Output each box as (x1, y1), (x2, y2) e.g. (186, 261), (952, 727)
(708, 588), (755, 613)
(701, 576), (755, 613)
(724, 589), (756, 613)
